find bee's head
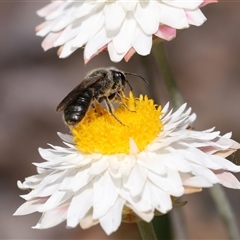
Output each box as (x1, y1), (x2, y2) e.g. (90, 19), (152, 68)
(109, 67), (148, 92)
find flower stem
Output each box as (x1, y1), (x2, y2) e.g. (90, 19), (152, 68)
(137, 221), (158, 240)
(152, 42), (188, 239)
(152, 42), (240, 240)
(152, 42), (184, 109)
(208, 184), (240, 239)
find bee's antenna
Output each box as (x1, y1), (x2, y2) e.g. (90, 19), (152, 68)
(125, 79), (133, 91)
(124, 72), (149, 85)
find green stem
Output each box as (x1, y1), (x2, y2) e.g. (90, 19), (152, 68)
(152, 42), (240, 240)
(152, 42), (188, 239)
(137, 221), (158, 240)
(208, 185), (240, 239)
(152, 42), (184, 109)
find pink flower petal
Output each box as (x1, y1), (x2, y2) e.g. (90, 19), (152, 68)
(214, 170), (240, 189)
(37, 1), (65, 18)
(200, 0), (218, 7)
(84, 45), (108, 64)
(154, 25), (176, 41)
(124, 47), (136, 62)
(42, 31), (63, 51)
(13, 197), (48, 215)
(33, 205), (69, 229)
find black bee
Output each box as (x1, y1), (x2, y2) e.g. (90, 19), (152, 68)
(56, 67), (148, 126)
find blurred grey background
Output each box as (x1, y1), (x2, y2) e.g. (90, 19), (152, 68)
(1, 1), (240, 239)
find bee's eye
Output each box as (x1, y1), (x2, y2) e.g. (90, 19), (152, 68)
(112, 71), (125, 81)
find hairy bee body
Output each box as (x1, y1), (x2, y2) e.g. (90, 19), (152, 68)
(57, 67), (148, 126)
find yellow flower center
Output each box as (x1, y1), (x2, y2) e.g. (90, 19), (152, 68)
(71, 92), (163, 154)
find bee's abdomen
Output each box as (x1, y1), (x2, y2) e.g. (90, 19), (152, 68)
(64, 89), (93, 126)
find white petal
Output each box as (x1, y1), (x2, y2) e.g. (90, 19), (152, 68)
(120, 188), (152, 213)
(36, 21), (55, 37)
(162, 0), (203, 9)
(80, 210), (99, 229)
(62, 166), (94, 192)
(120, 155), (136, 178)
(13, 198), (47, 215)
(51, 15), (74, 32)
(99, 197), (125, 235)
(71, 12), (104, 48)
(148, 182), (172, 214)
(133, 1), (159, 35)
(148, 169), (184, 197)
(112, 14), (136, 54)
(84, 28), (110, 60)
(57, 132), (73, 144)
(185, 8), (207, 26)
(132, 27), (152, 56)
(67, 185), (93, 228)
(26, 170), (69, 199)
(59, 41), (78, 58)
(122, 2), (137, 11)
(37, 190), (72, 212)
(36, 1), (65, 18)
(123, 163), (147, 198)
(166, 168), (185, 196)
(182, 176), (213, 188)
(58, 168), (78, 190)
(44, 2), (71, 21)
(191, 164), (219, 184)
(33, 205), (68, 229)
(53, 21), (82, 47)
(88, 156), (109, 175)
(159, 4), (189, 29)
(93, 171), (119, 219)
(180, 147), (222, 170)
(161, 149), (192, 172)
(138, 152), (166, 174)
(107, 42), (126, 62)
(210, 155), (240, 172)
(125, 202), (154, 222)
(108, 156), (122, 179)
(72, 2), (100, 19)
(104, 2), (126, 31)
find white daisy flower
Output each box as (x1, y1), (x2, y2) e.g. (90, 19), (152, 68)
(14, 93), (240, 235)
(36, 0), (217, 63)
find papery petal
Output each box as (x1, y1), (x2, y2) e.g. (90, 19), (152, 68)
(33, 205), (68, 229)
(67, 185), (93, 228)
(36, 0), (211, 62)
(93, 171), (119, 219)
(104, 2), (126, 31)
(99, 197), (125, 235)
(123, 163), (148, 198)
(14, 198), (48, 215)
(214, 171), (240, 189)
(154, 25), (176, 41)
(16, 101), (240, 235)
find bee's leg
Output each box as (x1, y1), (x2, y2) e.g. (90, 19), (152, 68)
(116, 93), (135, 112)
(103, 97), (125, 126)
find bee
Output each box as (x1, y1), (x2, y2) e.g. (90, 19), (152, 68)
(56, 67), (148, 126)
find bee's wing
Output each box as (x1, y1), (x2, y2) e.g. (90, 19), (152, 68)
(56, 75), (104, 111)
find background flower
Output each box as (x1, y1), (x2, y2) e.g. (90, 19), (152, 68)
(36, 0), (216, 63)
